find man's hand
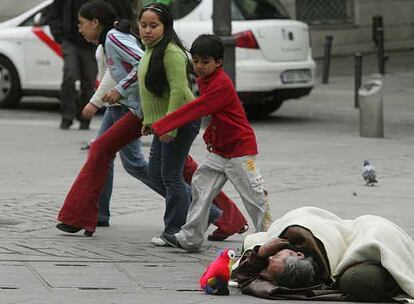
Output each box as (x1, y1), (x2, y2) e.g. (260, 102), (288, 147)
(141, 124), (153, 136)
(257, 238), (289, 258)
(159, 134), (175, 143)
(82, 102), (99, 120)
(102, 90), (121, 104)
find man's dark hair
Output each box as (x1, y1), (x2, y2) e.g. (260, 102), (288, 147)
(190, 34), (224, 60)
(273, 255), (317, 288)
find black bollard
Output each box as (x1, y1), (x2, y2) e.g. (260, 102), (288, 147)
(322, 35), (333, 84)
(376, 27), (385, 74)
(354, 53), (363, 108)
(213, 0), (236, 84)
(372, 15), (383, 47)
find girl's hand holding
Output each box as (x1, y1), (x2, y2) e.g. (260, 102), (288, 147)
(141, 124), (153, 136)
(82, 102), (99, 120)
(102, 90), (121, 104)
(159, 134), (175, 143)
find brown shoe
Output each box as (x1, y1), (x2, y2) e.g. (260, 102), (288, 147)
(207, 224), (249, 241)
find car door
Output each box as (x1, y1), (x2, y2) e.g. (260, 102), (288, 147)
(22, 5), (62, 91)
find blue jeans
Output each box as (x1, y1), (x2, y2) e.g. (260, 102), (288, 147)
(148, 121), (221, 234)
(97, 107), (164, 222)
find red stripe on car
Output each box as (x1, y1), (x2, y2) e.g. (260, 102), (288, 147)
(32, 27), (63, 58)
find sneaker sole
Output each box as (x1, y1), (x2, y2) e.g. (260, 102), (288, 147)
(160, 235), (182, 249)
(151, 238), (171, 247)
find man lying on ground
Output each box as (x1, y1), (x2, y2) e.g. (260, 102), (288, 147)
(232, 207), (414, 302)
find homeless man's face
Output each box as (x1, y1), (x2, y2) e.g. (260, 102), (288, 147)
(267, 249), (305, 278)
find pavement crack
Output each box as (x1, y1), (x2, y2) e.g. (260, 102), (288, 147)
(26, 262), (53, 291)
(14, 244), (63, 257)
(113, 262), (142, 287)
(78, 287), (116, 290)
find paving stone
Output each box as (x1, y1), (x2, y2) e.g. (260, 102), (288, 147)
(1, 51), (414, 302)
(0, 264), (45, 291)
(30, 262), (131, 290)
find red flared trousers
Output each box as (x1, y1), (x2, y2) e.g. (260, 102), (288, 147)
(58, 112), (247, 233)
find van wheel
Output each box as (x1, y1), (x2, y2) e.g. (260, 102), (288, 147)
(0, 56), (21, 108)
(245, 99), (283, 118)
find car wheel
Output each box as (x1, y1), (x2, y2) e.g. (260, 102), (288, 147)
(0, 56), (21, 108)
(244, 99), (284, 119)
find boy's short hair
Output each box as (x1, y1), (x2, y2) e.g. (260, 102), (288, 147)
(190, 34), (224, 60)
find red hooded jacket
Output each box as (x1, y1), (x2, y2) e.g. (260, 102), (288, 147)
(152, 67), (258, 158)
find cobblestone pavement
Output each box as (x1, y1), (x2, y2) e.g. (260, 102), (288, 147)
(0, 51), (413, 303)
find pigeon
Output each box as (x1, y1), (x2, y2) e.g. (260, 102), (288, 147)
(362, 160), (378, 186)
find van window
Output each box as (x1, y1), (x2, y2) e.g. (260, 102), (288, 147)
(232, 0), (290, 20)
(20, 6), (49, 27)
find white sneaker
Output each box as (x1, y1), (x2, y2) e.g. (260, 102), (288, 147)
(151, 236), (167, 246)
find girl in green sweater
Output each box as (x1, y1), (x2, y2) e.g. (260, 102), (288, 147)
(138, 3), (218, 239)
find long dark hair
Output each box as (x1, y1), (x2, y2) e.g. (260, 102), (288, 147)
(139, 3), (189, 97)
(79, 0), (132, 46)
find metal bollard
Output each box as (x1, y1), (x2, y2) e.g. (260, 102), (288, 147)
(359, 77), (384, 138)
(354, 53), (363, 108)
(213, 0), (236, 84)
(372, 15), (383, 47)
(220, 35), (236, 84)
(321, 35), (333, 84)
(376, 27), (385, 74)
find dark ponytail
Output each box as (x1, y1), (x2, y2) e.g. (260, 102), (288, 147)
(103, 0), (137, 34)
(114, 19), (132, 34)
(139, 3), (190, 97)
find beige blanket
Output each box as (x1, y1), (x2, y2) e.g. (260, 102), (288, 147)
(243, 207), (414, 302)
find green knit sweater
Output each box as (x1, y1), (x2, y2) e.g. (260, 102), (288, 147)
(138, 42), (194, 136)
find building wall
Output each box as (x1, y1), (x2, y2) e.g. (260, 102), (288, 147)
(280, 0), (414, 58)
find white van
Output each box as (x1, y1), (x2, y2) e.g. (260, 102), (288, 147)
(0, 0), (315, 116)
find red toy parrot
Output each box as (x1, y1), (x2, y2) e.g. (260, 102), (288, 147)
(199, 249), (236, 295)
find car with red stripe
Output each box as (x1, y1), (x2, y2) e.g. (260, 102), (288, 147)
(0, 0), (315, 116)
(0, 1), (62, 108)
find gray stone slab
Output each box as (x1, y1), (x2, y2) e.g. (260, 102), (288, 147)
(30, 262), (130, 290)
(117, 263), (203, 290)
(0, 288), (348, 304)
(0, 264), (45, 290)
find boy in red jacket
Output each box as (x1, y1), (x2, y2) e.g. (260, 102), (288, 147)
(152, 34), (272, 252)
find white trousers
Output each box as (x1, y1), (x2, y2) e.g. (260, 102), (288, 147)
(176, 153), (267, 252)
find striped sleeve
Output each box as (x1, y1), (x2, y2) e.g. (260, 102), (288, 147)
(106, 32), (143, 98)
